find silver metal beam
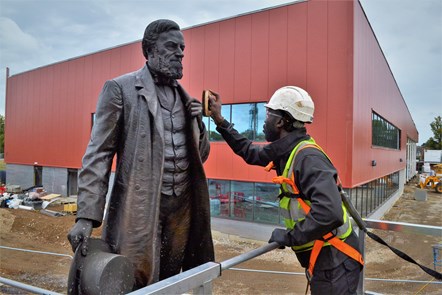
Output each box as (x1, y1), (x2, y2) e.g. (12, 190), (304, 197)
(221, 242), (280, 270)
(364, 219), (442, 237)
(0, 277), (62, 295)
(127, 262), (220, 295)
(0, 245), (73, 259)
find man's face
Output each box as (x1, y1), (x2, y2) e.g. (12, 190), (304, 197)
(263, 108), (282, 142)
(148, 30), (185, 80)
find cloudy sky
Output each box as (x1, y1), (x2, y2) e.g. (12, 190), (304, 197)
(0, 0), (441, 144)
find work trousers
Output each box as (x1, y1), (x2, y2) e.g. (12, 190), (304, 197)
(158, 190), (191, 280)
(310, 258), (361, 295)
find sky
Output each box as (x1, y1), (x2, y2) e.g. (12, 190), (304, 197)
(0, 0), (441, 145)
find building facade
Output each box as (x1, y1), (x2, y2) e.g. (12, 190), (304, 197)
(5, 0), (418, 224)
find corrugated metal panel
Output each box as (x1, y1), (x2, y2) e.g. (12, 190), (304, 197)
(4, 0), (418, 188)
(352, 1), (417, 186)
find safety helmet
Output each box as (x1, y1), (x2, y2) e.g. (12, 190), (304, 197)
(264, 86), (314, 123)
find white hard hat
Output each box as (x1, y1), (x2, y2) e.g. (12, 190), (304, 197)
(264, 86), (314, 123)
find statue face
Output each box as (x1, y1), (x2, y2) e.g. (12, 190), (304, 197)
(148, 30), (185, 80)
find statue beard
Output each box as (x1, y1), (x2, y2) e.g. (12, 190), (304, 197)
(149, 55), (183, 80)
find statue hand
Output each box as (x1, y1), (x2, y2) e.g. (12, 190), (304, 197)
(187, 99), (203, 118)
(67, 218), (93, 253)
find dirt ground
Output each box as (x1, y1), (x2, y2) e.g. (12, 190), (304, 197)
(0, 179), (441, 295)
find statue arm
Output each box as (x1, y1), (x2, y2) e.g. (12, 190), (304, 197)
(76, 80), (124, 227)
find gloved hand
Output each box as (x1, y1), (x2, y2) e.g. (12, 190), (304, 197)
(67, 218), (93, 253)
(269, 228), (292, 249)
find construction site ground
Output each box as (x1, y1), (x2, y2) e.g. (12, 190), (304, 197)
(0, 179), (441, 295)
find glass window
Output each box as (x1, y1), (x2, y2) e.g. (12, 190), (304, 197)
(202, 116), (210, 134)
(208, 179), (282, 225)
(372, 111), (401, 149)
(231, 181), (254, 221)
(91, 113), (96, 129)
(253, 182), (280, 224)
(231, 104), (256, 140)
(256, 102), (266, 141)
(209, 105), (231, 141)
(208, 179), (230, 217)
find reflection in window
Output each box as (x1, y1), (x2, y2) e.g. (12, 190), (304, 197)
(256, 102), (266, 141)
(208, 179), (230, 217)
(372, 112), (400, 149)
(231, 181), (254, 221)
(202, 116), (210, 134)
(254, 182), (280, 224)
(205, 102), (267, 142)
(208, 178), (281, 225)
(232, 104), (256, 140)
(210, 105), (231, 141)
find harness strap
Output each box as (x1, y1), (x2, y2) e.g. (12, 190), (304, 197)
(264, 161), (274, 172)
(269, 142), (364, 278)
(308, 233), (364, 277)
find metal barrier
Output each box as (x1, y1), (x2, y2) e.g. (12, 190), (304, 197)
(1, 219), (441, 294)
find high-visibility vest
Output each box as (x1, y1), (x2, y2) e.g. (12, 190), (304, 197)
(267, 137), (364, 276)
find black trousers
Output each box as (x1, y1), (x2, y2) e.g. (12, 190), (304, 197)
(310, 258), (362, 295)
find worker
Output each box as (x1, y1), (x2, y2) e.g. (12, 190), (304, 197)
(67, 19), (214, 291)
(208, 86), (363, 295)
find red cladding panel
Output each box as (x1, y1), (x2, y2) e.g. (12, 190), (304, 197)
(233, 15), (252, 102)
(268, 7), (288, 92)
(5, 0), (418, 188)
(353, 1), (417, 186)
(250, 11), (270, 101)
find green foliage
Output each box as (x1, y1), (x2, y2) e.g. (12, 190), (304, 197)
(424, 116), (442, 149)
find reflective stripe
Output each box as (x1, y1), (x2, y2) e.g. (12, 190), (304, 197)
(276, 138), (353, 253)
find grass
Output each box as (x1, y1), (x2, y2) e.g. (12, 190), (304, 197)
(0, 159), (5, 170)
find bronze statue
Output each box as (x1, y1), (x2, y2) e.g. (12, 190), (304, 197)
(67, 19), (214, 291)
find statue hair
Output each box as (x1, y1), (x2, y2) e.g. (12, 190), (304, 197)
(142, 19), (181, 60)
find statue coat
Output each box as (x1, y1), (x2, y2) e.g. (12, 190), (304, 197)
(76, 64), (214, 286)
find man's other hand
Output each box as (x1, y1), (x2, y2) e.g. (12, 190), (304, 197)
(269, 228), (291, 249)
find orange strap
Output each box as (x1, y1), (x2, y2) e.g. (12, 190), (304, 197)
(264, 161), (274, 172)
(308, 233), (364, 276)
(267, 146), (364, 277)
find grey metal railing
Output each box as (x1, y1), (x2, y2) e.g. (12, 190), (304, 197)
(1, 219), (441, 295)
(128, 219), (442, 295)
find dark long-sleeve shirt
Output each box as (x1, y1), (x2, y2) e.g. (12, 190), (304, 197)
(216, 119), (360, 270)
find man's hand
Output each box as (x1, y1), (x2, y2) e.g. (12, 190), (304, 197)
(269, 228), (292, 249)
(208, 91), (224, 125)
(67, 218), (93, 253)
(187, 99), (203, 118)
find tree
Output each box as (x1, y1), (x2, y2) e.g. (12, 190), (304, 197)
(423, 116), (442, 149)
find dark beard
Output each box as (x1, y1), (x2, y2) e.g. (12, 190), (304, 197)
(151, 56), (183, 80)
(263, 123), (279, 142)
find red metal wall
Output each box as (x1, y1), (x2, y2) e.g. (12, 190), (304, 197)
(5, 0), (418, 187)
(5, 42), (145, 168)
(352, 1), (418, 186)
(181, 0), (356, 185)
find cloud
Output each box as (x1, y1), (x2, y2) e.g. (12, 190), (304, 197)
(360, 0), (442, 144)
(0, 17), (41, 67)
(0, 0), (440, 144)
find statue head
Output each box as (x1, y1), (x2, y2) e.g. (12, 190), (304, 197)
(142, 19), (184, 80)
